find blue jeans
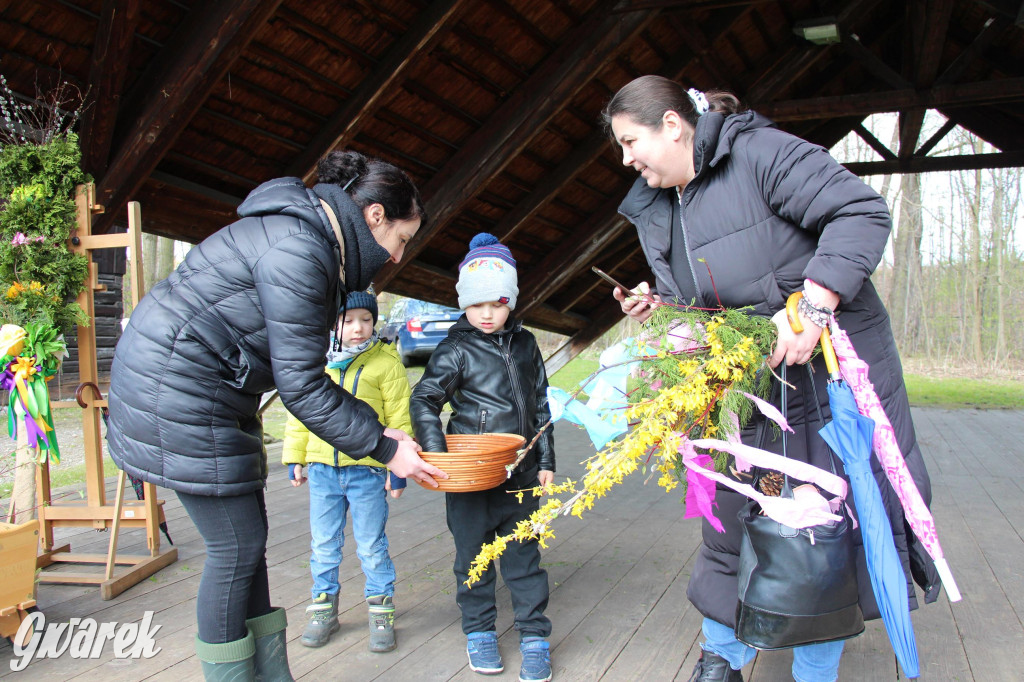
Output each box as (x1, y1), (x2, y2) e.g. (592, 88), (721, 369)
(307, 463), (395, 599)
(702, 618), (845, 682)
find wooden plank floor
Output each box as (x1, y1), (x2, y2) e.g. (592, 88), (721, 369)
(1, 408), (1022, 680)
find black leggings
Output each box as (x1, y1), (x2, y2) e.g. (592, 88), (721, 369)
(176, 488), (272, 643)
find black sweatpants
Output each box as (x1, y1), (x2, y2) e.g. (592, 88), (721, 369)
(446, 477), (551, 640)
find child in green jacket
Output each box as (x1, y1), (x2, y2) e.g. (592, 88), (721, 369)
(283, 290), (411, 653)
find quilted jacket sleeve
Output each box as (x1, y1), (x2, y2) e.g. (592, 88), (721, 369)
(281, 410), (311, 466)
(254, 233), (398, 464)
(744, 128), (892, 304)
(409, 339), (461, 452)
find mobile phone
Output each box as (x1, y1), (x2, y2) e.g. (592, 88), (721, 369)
(592, 267), (639, 296)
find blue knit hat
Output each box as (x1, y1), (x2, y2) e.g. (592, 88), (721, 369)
(344, 290), (378, 324)
(456, 233), (519, 310)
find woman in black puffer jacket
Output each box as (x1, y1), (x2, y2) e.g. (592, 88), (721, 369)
(107, 150), (444, 681)
(602, 76), (938, 682)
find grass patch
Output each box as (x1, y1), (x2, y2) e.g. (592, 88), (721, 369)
(904, 374), (1024, 409)
(0, 455), (118, 499)
(549, 354), (600, 392)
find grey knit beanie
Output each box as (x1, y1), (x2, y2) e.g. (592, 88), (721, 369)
(456, 233), (519, 310)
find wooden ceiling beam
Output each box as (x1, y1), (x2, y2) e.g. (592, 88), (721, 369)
(841, 34), (912, 91)
(491, 131), (609, 243)
(914, 118), (958, 156)
(491, 4), (750, 245)
(854, 123), (897, 160)
(287, 0), (472, 182)
(79, 0), (140, 178)
(908, 0), (955, 86)
(669, 15), (739, 91)
(895, 0), (954, 159)
(272, 7), (375, 69)
(93, 0), (284, 232)
(940, 108), (1024, 152)
(374, 2), (655, 290)
(935, 17), (1007, 86)
(898, 110), (926, 160)
(760, 77), (1024, 121)
(844, 150), (1024, 175)
(516, 193), (632, 317)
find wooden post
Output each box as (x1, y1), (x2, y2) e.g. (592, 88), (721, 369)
(34, 183), (177, 600)
(8, 415), (37, 525)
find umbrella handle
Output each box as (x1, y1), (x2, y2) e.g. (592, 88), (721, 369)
(785, 292), (840, 378)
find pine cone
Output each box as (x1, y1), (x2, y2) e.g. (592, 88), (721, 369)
(758, 471), (784, 497)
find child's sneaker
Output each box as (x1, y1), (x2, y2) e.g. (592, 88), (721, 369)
(300, 592), (339, 648)
(367, 595), (396, 652)
(466, 631), (503, 674)
(519, 637), (552, 682)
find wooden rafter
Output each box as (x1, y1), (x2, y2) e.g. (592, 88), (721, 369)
(489, 4), (752, 247)
(854, 123), (897, 160)
(516, 194), (632, 317)
(491, 131), (609, 243)
(897, 0), (955, 158)
(915, 118), (958, 156)
(760, 77), (1024, 121)
(935, 16), (1008, 85)
(841, 34), (911, 91)
(79, 0), (140, 177)
(844, 150), (1024, 175)
(373, 1), (655, 289)
(287, 0), (472, 183)
(93, 0), (284, 231)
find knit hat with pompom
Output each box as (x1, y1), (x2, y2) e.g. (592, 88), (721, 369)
(343, 290), (378, 324)
(456, 233), (518, 310)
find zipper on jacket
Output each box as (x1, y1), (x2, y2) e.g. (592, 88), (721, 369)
(677, 190), (705, 308)
(490, 334), (528, 437)
(351, 365), (365, 398)
(335, 365), (347, 466)
(478, 409), (488, 434)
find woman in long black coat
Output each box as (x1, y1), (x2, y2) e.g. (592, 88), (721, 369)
(107, 150), (445, 681)
(602, 76), (938, 682)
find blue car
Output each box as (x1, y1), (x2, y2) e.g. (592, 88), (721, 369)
(379, 298), (462, 366)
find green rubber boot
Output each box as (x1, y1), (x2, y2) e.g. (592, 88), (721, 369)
(194, 631), (255, 682)
(246, 607), (294, 682)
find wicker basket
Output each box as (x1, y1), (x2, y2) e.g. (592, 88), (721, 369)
(417, 433), (526, 492)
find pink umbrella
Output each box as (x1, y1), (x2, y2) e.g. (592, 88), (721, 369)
(829, 323), (961, 602)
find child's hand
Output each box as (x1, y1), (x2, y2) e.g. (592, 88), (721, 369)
(290, 464), (306, 487)
(385, 474), (404, 499)
(384, 426), (414, 441)
(538, 470), (554, 491)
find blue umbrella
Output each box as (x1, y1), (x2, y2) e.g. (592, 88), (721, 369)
(819, 377), (919, 679)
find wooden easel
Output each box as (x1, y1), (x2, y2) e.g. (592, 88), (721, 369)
(35, 183), (177, 600)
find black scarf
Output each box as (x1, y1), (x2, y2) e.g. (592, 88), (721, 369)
(311, 182), (392, 293)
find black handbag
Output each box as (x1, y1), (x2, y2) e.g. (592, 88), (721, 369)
(734, 365), (865, 650)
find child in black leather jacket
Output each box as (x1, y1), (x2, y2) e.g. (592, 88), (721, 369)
(410, 233), (555, 682)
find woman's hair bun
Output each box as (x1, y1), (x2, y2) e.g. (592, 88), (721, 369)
(317, 150), (368, 186)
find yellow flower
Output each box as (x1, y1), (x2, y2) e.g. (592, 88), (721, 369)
(5, 282), (25, 300)
(0, 324), (27, 357)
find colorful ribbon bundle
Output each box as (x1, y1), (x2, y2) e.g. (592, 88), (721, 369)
(0, 322), (65, 462)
